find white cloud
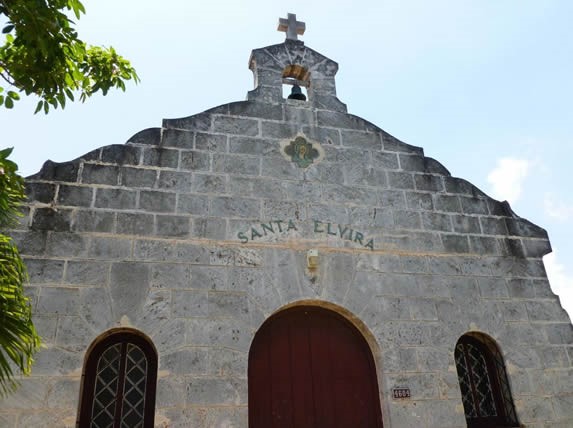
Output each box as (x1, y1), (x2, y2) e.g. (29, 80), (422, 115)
(544, 252), (573, 320)
(544, 193), (573, 221)
(487, 158), (530, 204)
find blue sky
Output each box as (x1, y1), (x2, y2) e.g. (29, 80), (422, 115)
(3, 0), (572, 316)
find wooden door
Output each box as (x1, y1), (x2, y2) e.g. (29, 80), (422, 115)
(248, 306), (383, 428)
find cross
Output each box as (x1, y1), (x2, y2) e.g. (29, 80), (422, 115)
(277, 13), (306, 41)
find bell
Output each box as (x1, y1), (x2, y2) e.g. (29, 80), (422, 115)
(288, 84), (307, 101)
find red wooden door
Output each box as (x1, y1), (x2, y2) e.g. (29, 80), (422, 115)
(249, 306), (383, 428)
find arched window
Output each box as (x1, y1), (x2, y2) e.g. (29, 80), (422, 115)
(455, 333), (518, 427)
(78, 330), (157, 428)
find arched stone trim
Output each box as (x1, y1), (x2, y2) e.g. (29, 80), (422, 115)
(77, 328), (158, 428)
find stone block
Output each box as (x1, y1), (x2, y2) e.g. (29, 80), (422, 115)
(480, 216), (508, 235)
(172, 290), (209, 318)
(193, 217), (227, 240)
(460, 196), (489, 214)
(468, 236), (499, 254)
(37, 286), (79, 314)
(65, 260), (110, 285)
(405, 191), (433, 211)
(214, 116), (259, 136)
(110, 261), (150, 320)
(196, 132), (228, 151)
(322, 184), (378, 206)
(229, 136), (276, 156)
(211, 196), (260, 218)
(260, 121), (299, 139)
(341, 130), (382, 149)
(32, 314), (57, 342)
(441, 234), (470, 254)
(150, 263), (190, 289)
(134, 239), (175, 261)
(422, 212), (452, 232)
(208, 291), (249, 318)
(31, 207), (72, 231)
(116, 212), (154, 235)
(45, 232), (88, 257)
(399, 153), (426, 171)
(162, 348), (209, 375)
(345, 165), (387, 187)
(46, 378), (80, 409)
(101, 144), (140, 165)
(94, 188), (136, 210)
(139, 190), (176, 212)
(175, 243), (210, 264)
(126, 127), (161, 145)
(177, 194), (209, 215)
(382, 132), (424, 154)
(55, 315), (93, 351)
(25, 258), (64, 284)
(409, 299), (439, 320)
(527, 301), (571, 322)
(477, 277), (509, 298)
(80, 287), (114, 331)
(387, 171), (415, 190)
(26, 182), (56, 203)
(230, 101), (283, 120)
(379, 189), (406, 209)
(142, 147), (180, 168)
(33, 160), (79, 183)
(180, 150), (211, 171)
(88, 236), (131, 260)
(185, 378), (240, 405)
(8, 230), (47, 256)
(190, 266), (228, 290)
(72, 209), (115, 233)
(393, 210), (421, 230)
(414, 174), (444, 192)
(261, 155), (303, 180)
(191, 173), (227, 193)
(57, 185), (94, 207)
(157, 170), (193, 191)
(433, 194), (461, 213)
(161, 128), (194, 148)
(213, 153), (260, 175)
(120, 167), (157, 188)
(30, 346), (81, 375)
(81, 163), (119, 185)
(156, 215), (190, 237)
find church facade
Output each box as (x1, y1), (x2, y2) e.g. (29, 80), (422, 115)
(2, 15), (573, 428)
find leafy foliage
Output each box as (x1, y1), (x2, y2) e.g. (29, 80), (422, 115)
(0, 0), (139, 113)
(0, 147), (40, 397)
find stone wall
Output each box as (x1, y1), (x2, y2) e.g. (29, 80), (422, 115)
(1, 40), (572, 428)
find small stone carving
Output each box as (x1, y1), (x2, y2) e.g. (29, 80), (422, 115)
(284, 136), (319, 168)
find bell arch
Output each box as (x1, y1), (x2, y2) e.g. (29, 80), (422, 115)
(248, 304), (384, 428)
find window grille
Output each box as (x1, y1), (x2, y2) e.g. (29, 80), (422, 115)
(78, 331), (157, 428)
(455, 334), (518, 427)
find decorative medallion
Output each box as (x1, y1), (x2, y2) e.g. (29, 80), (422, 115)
(284, 136), (320, 168)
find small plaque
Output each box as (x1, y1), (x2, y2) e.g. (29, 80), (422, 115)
(392, 387), (411, 399)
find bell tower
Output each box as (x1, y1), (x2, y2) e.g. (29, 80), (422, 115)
(247, 13), (347, 112)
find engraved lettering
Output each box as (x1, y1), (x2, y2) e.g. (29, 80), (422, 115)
(261, 223), (274, 235)
(287, 220), (298, 231)
(338, 224), (349, 239)
(327, 222), (337, 236)
(238, 231), (248, 244)
(354, 232), (364, 245)
(251, 227), (262, 240)
(314, 220), (324, 233)
(365, 239), (374, 250)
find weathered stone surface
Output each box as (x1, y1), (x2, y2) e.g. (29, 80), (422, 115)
(6, 36), (572, 428)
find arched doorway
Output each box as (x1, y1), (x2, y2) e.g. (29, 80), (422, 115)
(248, 305), (383, 428)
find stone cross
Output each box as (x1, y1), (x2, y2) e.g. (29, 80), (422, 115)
(277, 13), (306, 41)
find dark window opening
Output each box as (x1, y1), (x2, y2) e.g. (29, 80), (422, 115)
(455, 334), (518, 428)
(78, 331), (157, 428)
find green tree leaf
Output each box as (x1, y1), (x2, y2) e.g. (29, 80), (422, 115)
(0, 0), (139, 113)
(0, 148), (41, 397)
